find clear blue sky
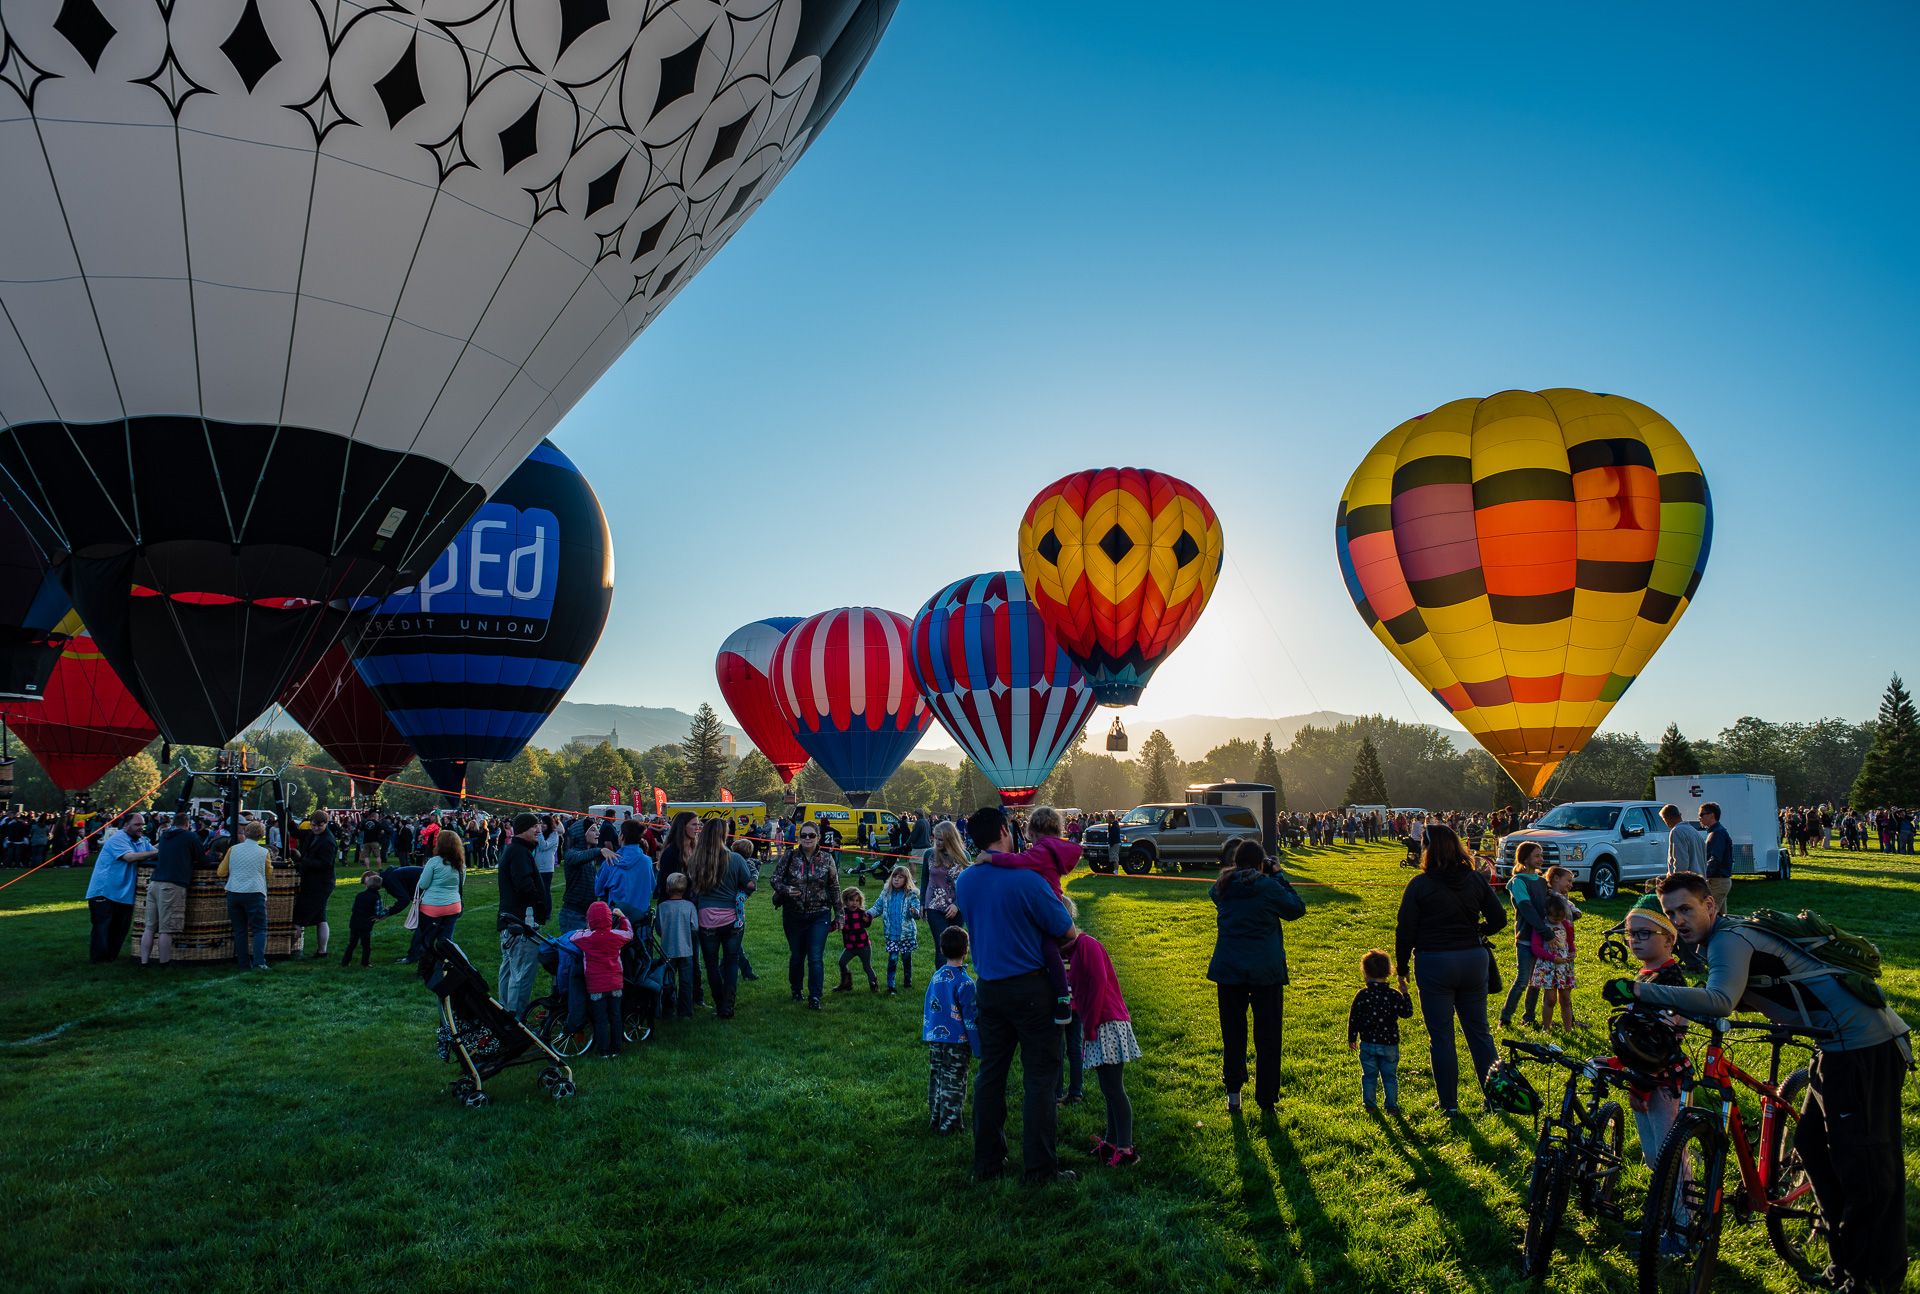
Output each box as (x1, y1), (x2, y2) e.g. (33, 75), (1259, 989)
(551, 1), (1919, 752)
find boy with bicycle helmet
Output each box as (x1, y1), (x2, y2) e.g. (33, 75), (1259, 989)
(1605, 896), (1692, 1180)
(1605, 872), (1912, 1294)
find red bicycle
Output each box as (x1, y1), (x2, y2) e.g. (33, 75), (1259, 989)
(1637, 1014), (1832, 1294)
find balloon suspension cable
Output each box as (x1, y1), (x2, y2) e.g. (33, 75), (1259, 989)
(1226, 550), (1323, 714)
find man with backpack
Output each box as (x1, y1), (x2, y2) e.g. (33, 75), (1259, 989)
(1606, 872), (1911, 1294)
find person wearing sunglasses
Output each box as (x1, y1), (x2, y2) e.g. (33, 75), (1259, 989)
(773, 823), (842, 1009)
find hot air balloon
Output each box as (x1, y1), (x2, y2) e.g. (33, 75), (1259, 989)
(1017, 468), (1224, 707)
(769, 607), (931, 808)
(0, 504), (71, 701)
(0, 0), (898, 746)
(278, 642), (414, 787)
(909, 572), (1096, 807)
(716, 617), (809, 783)
(1, 611), (158, 793)
(1334, 389), (1713, 798)
(351, 440), (611, 797)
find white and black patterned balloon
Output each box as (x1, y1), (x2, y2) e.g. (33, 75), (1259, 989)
(0, 0), (895, 744)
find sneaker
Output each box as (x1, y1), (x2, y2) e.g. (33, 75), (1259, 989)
(741, 971), (759, 981)
(1363, 1104), (1380, 1115)
(1087, 1135), (1115, 1160)
(887, 987), (897, 996)
(791, 991), (802, 1002)
(1384, 1106), (1401, 1115)
(808, 997), (822, 1011)
(1107, 1146), (1140, 1168)
(1226, 1091), (1242, 1112)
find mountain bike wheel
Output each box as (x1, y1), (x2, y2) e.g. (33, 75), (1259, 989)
(1523, 1147), (1572, 1279)
(1578, 1100), (1627, 1219)
(1764, 1068), (1828, 1281)
(1638, 1108), (1724, 1294)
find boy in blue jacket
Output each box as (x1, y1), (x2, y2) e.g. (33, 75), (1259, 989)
(922, 926), (981, 1133)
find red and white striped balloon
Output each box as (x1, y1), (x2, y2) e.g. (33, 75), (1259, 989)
(770, 607), (932, 804)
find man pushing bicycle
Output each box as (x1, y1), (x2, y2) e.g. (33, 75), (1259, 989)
(1605, 871), (1912, 1294)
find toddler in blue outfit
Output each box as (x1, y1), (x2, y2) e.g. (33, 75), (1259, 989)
(922, 926), (980, 1132)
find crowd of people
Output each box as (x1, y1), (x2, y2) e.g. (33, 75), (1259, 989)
(1781, 804), (1916, 854)
(57, 785), (1913, 1291)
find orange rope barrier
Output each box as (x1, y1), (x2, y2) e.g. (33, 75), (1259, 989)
(0, 769), (182, 892)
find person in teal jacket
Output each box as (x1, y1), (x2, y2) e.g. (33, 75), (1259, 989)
(1206, 839), (1307, 1113)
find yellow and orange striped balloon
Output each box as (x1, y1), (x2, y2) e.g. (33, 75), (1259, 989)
(1335, 390), (1712, 797)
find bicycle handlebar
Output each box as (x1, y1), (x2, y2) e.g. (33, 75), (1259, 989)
(1673, 1012), (1833, 1041)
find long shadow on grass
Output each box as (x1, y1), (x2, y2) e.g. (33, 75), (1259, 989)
(1234, 1114), (1363, 1289)
(1371, 1114), (1511, 1291)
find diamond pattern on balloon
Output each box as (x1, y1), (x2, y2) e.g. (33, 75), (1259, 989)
(1037, 529), (1062, 565)
(629, 211), (669, 260)
(595, 225), (625, 260)
(136, 45), (207, 116)
(497, 99), (541, 171)
(701, 106), (753, 177)
(1172, 529), (1200, 568)
(652, 30), (705, 119)
(584, 153), (625, 215)
(373, 36), (427, 128)
(220, 0), (281, 93)
(1099, 525), (1134, 564)
(53, 0), (116, 71)
(556, 0), (611, 58)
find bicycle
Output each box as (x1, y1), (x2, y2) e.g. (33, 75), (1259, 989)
(1637, 1014), (1830, 1294)
(1502, 1039), (1634, 1279)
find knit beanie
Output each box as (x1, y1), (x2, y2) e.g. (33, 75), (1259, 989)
(1625, 891), (1677, 935)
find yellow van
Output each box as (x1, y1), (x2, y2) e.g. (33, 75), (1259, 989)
(664, 801), (767, 831)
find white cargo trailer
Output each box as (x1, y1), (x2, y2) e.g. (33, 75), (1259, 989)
(1653, 773), (1789, 881)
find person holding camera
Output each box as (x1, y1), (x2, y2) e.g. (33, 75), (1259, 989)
(1206, 838), (1306, 1113)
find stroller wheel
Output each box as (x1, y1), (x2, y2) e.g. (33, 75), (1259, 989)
(622, 1019), (651, 1044)
(463, 1090), (491, 1108)
(552, 1080), (576, 1100)
(538, 1066), (562, 1091)
(450, 1077), (477, 1102)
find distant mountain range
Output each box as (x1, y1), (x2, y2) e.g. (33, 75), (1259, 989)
(534, 702), (748, 753)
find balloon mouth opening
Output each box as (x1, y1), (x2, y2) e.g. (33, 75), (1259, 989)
(1093, 687), (1143, 707)
(845, 792), (872, 810)
(997, 787), (1040, 807)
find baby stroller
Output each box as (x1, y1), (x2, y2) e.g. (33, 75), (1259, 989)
(418, 934), (576, 1106)
(521, 914), (666, 1055)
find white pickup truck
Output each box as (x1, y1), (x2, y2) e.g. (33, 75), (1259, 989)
(1495, 800), (1678, 900)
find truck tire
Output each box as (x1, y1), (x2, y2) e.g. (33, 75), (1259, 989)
(1584, 858), (1618, 901)
(1121, 845), (1155, 876)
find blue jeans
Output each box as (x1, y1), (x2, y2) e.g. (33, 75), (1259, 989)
(1500, 941), (1540, 1024)
(418, 911), (460, 951)
(699, 925), (742, 1016)
(663, 956), (695, 1017)
(1359, 1041), (1400, 1108)
(226, 891), (268, 968)
(1057, 1010), (1085, 1099)
(1413, 948), (1499, 1111)
(782, 907), (830, 999)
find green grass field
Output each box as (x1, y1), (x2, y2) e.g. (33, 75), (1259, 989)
(2, 841), (1915, 1293)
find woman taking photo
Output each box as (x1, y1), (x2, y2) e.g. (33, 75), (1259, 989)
(414, 830), (468, 949)
(1394, 822), (1505, 1116)
(772, 819), (840, 1009)
(688, 819), (756, 1018)
(918, 820), (971, 955)
(1207, 839), (1306, 1113)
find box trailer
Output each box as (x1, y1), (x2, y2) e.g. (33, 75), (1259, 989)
(1653, 773), (1789, 881)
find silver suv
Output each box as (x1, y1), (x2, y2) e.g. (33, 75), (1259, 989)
(1495, 800), (1674, 900)
(1082, 802), (1263, 875)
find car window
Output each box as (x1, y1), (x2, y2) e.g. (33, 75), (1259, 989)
(1121, 807), (1157, 825)
(1622, 808), (1650, 833)
(1187, 807), (1218, 828)
(1165, 809), (1189, 830)
(1536, 804), (1622, 832)
(1220, 808), (1259, 830)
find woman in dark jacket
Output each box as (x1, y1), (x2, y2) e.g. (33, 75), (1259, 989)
(656, 811), (700, 889)
(292, 810), (338, 957)
(1207, 838), (1307, 1113)
(1394, 823), (1506, 1115)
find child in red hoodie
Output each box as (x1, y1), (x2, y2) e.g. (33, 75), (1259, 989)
(983, 807), (1080, 1025)
(572, 900), (633, 1058)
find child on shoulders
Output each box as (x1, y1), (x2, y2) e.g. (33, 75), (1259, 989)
(982, 805), (1077, 1025)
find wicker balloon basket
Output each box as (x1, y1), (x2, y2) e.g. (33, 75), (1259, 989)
(131, 865), (307, 963)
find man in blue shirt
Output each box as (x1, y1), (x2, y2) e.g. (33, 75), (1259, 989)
(86, 812), (158, 963)
(954, 806), (1076, 1186)
(1698, 802), (1734, 913)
